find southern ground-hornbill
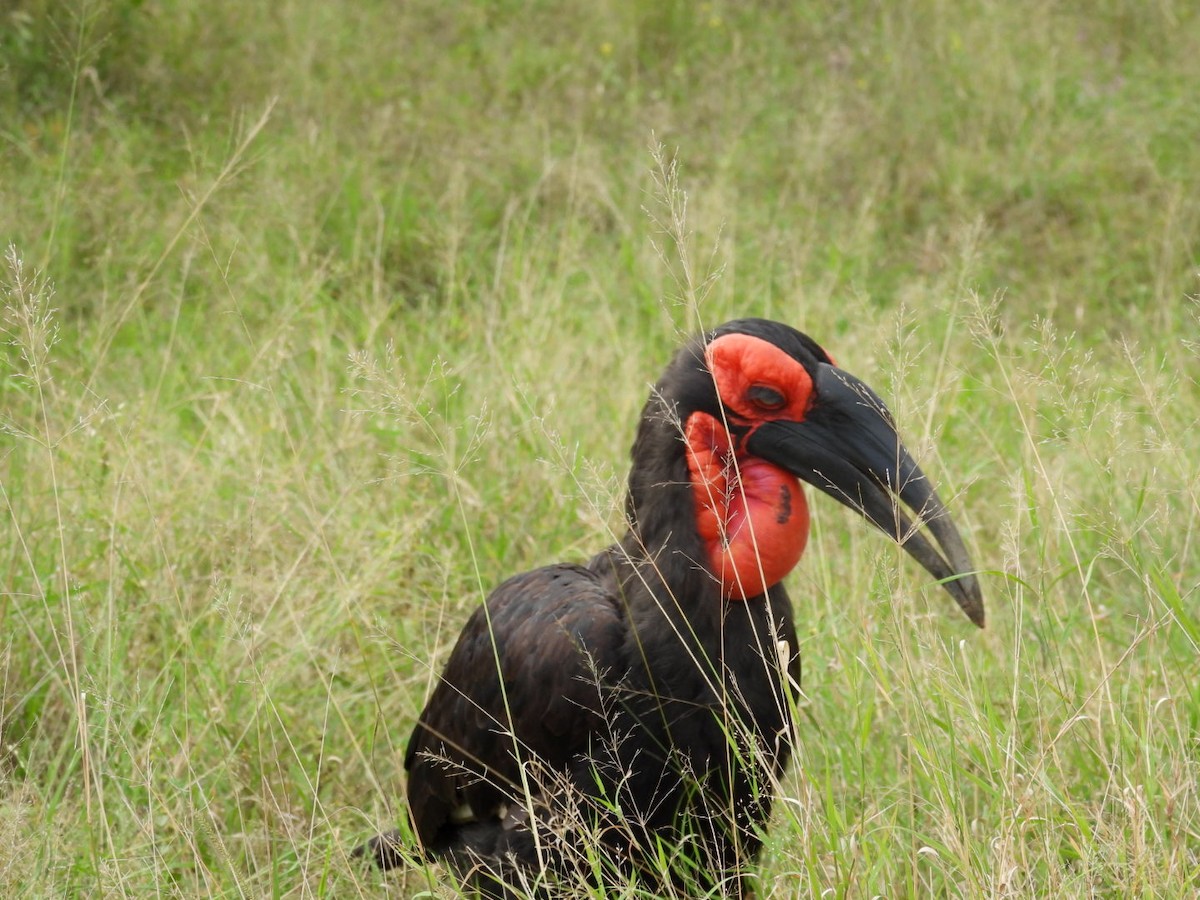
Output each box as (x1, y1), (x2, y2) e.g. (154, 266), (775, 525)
(357, 318), (983, 896)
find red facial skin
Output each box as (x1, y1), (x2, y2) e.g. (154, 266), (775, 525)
(685, 333), (819, 601)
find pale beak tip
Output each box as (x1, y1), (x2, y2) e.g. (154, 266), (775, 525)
(949, 575), (985, 628)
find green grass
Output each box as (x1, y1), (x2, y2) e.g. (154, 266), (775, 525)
(2, 0), (1199, 895)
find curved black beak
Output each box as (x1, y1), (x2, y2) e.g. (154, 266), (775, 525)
(745, 364), (984, 627)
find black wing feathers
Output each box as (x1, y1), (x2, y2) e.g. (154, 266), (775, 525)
(405, 563), (625, 850)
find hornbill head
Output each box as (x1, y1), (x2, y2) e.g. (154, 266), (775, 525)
(665, 318), (984, 626)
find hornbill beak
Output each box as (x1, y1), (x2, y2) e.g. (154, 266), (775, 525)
(745, 363), (985, 627)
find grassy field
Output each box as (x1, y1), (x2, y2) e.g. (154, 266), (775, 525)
(3, 0), (1199, 896)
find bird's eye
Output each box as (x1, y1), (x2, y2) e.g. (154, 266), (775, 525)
(747, 384), (786, 411)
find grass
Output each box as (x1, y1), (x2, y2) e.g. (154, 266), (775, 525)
(2, 0), (1199, 895)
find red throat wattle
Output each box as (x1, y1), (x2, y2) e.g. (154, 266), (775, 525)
(685, 411), (810, 600)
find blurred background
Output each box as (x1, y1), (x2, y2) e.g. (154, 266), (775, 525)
(2, 1), (1198, 896)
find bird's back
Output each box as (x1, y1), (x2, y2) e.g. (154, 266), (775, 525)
(399, 546), (799, 896)
(402, 563), (627, 874)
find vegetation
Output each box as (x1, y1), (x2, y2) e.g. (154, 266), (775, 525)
(2, 0), (1198, 895)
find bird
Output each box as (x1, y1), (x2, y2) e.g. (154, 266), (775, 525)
(356, 318), (983, 897)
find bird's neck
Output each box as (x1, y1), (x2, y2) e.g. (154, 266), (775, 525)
(684, 411), (809, 600)
(621, 400), (809, 603)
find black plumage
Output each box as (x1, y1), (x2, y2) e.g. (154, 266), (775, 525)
(358, 319), (982, 897)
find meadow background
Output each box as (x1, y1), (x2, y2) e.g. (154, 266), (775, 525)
(2, 0), (1199, 896)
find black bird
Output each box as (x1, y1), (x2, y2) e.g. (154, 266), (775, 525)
(358, 319), (983, 897)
